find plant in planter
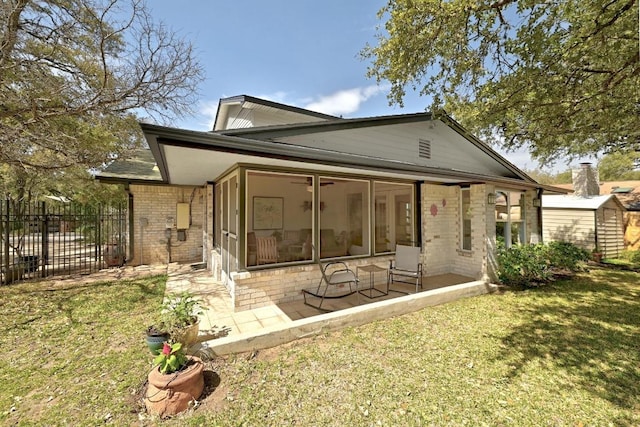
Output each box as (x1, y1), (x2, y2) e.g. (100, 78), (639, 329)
(145, 324), (170, 355)
(161, 291), (204, 348)
(592, 247), (603, 263)
(144, 342), (205, 417)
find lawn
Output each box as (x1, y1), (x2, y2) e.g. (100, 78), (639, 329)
(1, 267), (639, 426)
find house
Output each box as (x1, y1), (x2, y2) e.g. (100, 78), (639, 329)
(98, 95), (557, 312)
(542, 164), (627, 257)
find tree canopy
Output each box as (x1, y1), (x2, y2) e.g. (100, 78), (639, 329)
(363, 0), (639, 164)
(0, 0), (204, 173)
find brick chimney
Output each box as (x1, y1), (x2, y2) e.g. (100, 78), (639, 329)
(572, 162), (600, 197)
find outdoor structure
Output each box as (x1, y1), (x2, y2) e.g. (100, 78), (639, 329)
(98, 95), (557, 311)
(542, 164), (627, 257)
(552, 179), (640, 251)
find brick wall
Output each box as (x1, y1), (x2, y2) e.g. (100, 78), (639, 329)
(230, 256), (393, 311)
(129, 184), (206, 265)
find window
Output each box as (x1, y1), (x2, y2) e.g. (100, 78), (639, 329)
(319, 177), (370, 259)
(495, 191), (525, 248)
(246, 171), (313, 266)
(374, 182), (414, 253)
(461, 187), (471, 250)
(244, 170), (416, 266)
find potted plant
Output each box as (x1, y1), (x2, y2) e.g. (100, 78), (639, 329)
(161, 291), (204, 348)
(145, 324), (170, 355)
(144, 342), (205, 417)
(592, 246), (603, 263)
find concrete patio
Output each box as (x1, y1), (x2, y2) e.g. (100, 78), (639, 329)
(164, 263), (497, 357)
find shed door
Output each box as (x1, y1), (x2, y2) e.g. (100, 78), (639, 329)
(602, 208), (623, 258)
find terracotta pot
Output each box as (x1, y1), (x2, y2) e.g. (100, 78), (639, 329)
(172, 320), (200, 348)
(144, 356), (205, 417)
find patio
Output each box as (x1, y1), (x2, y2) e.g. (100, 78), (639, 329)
(164, 263), (495, 357)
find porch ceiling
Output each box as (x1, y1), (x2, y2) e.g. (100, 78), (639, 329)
(159, 144), (464, 185)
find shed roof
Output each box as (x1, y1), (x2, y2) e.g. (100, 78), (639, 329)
(542, 194), (625, 210)
(552, 181), (640, 210)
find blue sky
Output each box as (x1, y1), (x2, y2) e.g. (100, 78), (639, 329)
(149, 0), (592, 172)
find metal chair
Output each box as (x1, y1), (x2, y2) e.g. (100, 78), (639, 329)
(388, 244), (423, 293)
(303, 246), (359, 311)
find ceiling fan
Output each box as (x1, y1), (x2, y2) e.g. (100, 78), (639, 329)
(290, 177), (334, 186)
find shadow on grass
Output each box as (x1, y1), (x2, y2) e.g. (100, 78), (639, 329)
(498, 269), (640, 422)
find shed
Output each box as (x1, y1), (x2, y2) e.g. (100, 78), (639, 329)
(542, 194), (626, 258)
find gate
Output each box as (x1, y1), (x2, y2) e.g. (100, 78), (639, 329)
(1, 200), (128, 284)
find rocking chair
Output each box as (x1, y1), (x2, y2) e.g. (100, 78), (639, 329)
(302, 247), (359, 312)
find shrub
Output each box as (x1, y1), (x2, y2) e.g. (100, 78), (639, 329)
(544, 241), (591, 271)
(620, 249), (640, 264)
(496, 241), (590, 287)
(496, 242), (551, 287)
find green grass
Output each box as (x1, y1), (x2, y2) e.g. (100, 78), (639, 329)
(0, 274), (166, 426)
(1, 268), (639, 426)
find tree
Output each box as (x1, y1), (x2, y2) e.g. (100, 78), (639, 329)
(0, 0), (204, 172)
(363, 0), (639, 163)
(597, 152), (640, 180)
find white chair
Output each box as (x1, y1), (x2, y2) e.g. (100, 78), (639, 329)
(388, 244), (423, 293)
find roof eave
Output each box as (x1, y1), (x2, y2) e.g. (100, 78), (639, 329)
(140, 123), (555, 191)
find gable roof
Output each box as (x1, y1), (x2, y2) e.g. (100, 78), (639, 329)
(542, 194), (626, 210)
(213, 95), (337, 131)
(97, 95), (563, 193)
(553, 181), (640, 211)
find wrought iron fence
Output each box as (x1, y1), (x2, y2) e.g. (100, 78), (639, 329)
(1, 200), (128, 285)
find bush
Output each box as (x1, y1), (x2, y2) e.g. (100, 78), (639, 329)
(496, 241), (590, 287)
(620, 249), (640, 264)
(496, 242), (551, 287)
(544, 241), (591, 271)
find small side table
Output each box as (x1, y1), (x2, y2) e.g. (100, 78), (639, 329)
(357, 264), (389, 298)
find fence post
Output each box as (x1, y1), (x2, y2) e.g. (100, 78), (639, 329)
(41, 201), (49, 277)
(3, 199), (9, 279)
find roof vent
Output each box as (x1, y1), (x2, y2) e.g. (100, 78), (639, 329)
(611, 187), (634, 194)
(418, 139), (431, 159)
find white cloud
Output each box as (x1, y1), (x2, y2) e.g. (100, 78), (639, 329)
(198, 100), (220, 131)
(304, 85), (388, 116)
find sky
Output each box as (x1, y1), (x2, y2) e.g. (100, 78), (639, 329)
(147, 0), (596, 173)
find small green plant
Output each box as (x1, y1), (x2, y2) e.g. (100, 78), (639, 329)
(620, 249), (640, 264)
(161, 291), (203, 330)
(153, 342), (188, 374)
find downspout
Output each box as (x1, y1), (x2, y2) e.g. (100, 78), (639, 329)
(536, 188), (544, 243)
(127, 186), (134, 262)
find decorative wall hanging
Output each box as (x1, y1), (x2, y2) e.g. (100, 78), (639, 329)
(430, 203), (438, 217)
(253, 197), (283, 230)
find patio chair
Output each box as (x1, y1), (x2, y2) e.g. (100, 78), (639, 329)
(303, 246), (359, 311)
(388, 244), (423, 293)
(256, 236), (278, 265)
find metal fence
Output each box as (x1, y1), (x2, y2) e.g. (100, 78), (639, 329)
(1, 200), (128, 285)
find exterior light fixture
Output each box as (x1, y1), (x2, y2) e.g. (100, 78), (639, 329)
(487, 193), (496, 204)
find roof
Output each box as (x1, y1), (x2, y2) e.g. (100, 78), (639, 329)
(553, 181), (640, 210)
(213, 95), (337, 131)
(97, 149), (162, 183)
(542, 194), (626, 210)
(97, 95), (558, 192)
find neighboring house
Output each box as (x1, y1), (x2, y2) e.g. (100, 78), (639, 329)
(98, 95), (557, 312)
(542, 164), (627, 257)
(552, 177), (640, 251)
